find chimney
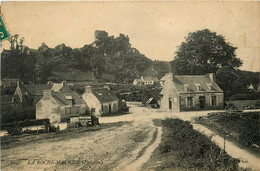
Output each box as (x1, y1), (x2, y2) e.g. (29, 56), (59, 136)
(208, 73), (216, 82)
(43, 90), (54, 97)
(85, 85), (92, 94)
(104, 83), (111, 91)
(62, 80), (67, 86)
(47, 81), (53, 85)
(141, 76), (144, 79)
(12, 97), (15, 103)
(17, 81), (20, 87)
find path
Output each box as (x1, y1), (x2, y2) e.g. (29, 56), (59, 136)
(166, 109), (260, 171)
(1, 105), (260, 171)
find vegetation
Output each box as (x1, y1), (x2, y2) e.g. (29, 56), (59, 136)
(1, 119), (49, 130)
(172, 29), (242, 75)
(171, 29), (260, 99)
(117, 85), (162, 104)
(152, 118), (240, 170)
(196, 112), (260, 151)
(1, 32), (170, 84)
(229, 92), (260, 101)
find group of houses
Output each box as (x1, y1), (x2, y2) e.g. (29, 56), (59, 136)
(3, 71), (259, 125)
(11, 81), (119, 124)
(133, 76), (159, 85)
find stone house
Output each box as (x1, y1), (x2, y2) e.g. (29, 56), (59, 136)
(14, 81), (71, 105)
(133, 76), (159, 85)
(160, 73), (224, 112)
(36, 90), (87, 123)
(82, 86), (119, 117)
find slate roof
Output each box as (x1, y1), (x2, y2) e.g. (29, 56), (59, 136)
(134, 76), (159, 83)
(143, 76), (159, 82)
(173, 75), (223, 93)
(0, 78), (19, 85)
(19, 84), (53, 96)
(51, 83), (71, 92)
(0, 95), (21, 104)
(92, 88), (118, 103)
(52, 91), (85, 106)
(160, 73), (173, 81)
(134, 78), (142, 82)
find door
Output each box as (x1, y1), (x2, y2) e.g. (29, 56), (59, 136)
(169, 98), (172, 109)
(109, 104), (112, 114)
(91, 108), (95, 115)
(199, 96), (206, 109)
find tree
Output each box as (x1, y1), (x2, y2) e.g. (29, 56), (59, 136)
(172, 29), (243, 75)
(35, 43), (54, 83)
(1, 34), (36, 83)
(216, 67), (244, 99)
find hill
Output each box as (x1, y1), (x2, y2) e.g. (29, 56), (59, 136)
(1, 31), (170, 84)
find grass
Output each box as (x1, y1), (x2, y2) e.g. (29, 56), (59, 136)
(195, 111), (260, 156)
(225, 100), (260, 109)
(143, 118), (244, 171)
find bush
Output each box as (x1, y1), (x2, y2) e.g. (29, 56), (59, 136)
(1, 119), (50, 130)
(211, 112), (260, 147)
(229, 92), (260, 101)
(6, 125), (22, 135)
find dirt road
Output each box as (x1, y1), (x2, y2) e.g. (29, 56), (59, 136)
(1, 106), (260, 171)
(1, 105), (163, 171)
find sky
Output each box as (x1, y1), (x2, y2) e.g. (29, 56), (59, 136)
(1, 1), (260, 72)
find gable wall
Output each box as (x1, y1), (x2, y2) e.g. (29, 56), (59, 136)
(82, 92), (101, 117)
(36, 96), (62, 123)
(160, 81), (180, 112)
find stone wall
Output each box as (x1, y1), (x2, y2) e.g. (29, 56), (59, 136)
(180, 92), (224, 111)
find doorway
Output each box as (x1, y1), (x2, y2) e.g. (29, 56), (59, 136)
(109, 104), (112, 114)
(199, 96), (206, 109)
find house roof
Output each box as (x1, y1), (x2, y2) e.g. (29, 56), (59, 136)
(51, 83), (71, 92)
(160, 73), (173, 81)
(143, 76), (159, 82)
(173, 75), (223, 93)
(134, 78), (143, 83)
(18, 82), (71, 96)
(19, 84), (53, 96)
(0, 95), (21, 104)
(134, 76), (159, 83)
(52, 91), (86, 106)
(92, 88), (118, 103)
(0, 78), (19, 86)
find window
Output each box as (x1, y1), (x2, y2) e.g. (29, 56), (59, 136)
(195, 83), (202, 91)
(207, 83), (214, 90)
(74, 106), (80, 114)
(101, 105), (104, 111)
(184, 84), (190, 91)
(187, 97), (193, 107)
(211, 96), (217, 106)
